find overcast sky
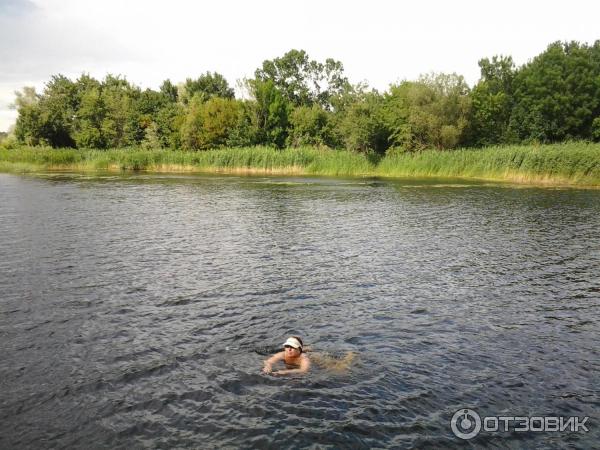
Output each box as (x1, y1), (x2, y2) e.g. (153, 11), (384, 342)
(1, 0), (599, 131)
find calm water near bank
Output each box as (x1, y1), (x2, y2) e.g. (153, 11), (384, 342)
(1, 172), (599, 448)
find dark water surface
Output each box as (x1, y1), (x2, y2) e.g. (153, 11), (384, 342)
(1, 172), (599, 449)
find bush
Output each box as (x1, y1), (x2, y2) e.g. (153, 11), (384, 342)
(287, 105), (333, 147)
(337, 92), (390, 154)
(180, 96), (241, 149)
(592, 117), (600, 142)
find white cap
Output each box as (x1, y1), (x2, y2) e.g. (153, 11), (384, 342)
(283, 337), (302, 350)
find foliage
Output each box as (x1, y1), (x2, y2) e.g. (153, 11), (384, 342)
(255, 49), (349, 109)
(73, 84), (104, 148)
(180, 96), (241, 149)
(8, 42), (600, 152)
(468, 56), (516, 146)
(13, 86), (43, 146)
(336, 90), (390, 154)
(13, 76), (78, 147)
(180, 72), (234, 104)
(159, 79), (178, 103)
(508, 41), (600, 143)
(592, 117), (600, 142)
(286, 105), (334, 147)
(248, 79), (291, 148)
(385, 73), (471, 150)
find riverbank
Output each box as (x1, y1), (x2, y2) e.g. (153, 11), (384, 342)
(1, 142), (599, 186)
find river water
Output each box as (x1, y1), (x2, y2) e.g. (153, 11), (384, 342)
(1, 172), (599, 449)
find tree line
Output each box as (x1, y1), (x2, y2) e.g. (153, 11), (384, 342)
(10, 41), (600, 153)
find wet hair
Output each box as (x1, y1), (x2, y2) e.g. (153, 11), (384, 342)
(291, 336), (303, 353)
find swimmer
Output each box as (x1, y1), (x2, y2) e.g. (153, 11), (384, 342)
(262, 336), (310, 376)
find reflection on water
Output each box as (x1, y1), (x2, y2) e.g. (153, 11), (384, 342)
(1, 172), (599, 449)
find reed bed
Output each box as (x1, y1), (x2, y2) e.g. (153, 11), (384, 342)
(1, 142), (599, 186)
(377, 142), (600, 185)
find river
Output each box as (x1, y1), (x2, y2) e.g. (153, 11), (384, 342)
(1, 172), (599, 448)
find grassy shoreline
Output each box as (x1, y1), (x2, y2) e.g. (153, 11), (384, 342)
(1, 143), (599, 186)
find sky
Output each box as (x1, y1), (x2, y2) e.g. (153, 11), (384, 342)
(0, 0), (599, 132)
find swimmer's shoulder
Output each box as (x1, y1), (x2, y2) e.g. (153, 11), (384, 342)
(301, 353), (311, 366)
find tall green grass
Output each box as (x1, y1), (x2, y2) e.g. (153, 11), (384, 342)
(1, 142), (599, 185)
(0, 146), (376, 176)
(377, 142), (600, 184)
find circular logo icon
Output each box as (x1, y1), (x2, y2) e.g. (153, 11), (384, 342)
(451, 408), (481, 440)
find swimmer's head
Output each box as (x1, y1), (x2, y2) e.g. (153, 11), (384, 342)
(283, 336), (303, 355)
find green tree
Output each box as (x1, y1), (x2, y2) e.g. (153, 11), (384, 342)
(197, 97), (240, 148)
(100, 75), (140, 148)
(247, 79), (290, 148)
(131, 88), (171, 145)
(468, 56), (516, 146)
(508, 41), (600, 142)
(155, 102), (184, 148)
(159, 79), (178, 103)
(181, 72), (234, 105)
(13, 87), (43, 146)
(73, 86), (104, 148)
(180, 96), (241, 149)
(225, 100), (260, 147)
(592, 117), (600, 142)
(27, 75), (79, 147)
(155, 79), (184, 148)
(141, 122), (162, 149)
(384, 73), (471, 150)
(336, 90), (390, 153)
(255, 49), (348, 109)
(287, 105), (333, 147)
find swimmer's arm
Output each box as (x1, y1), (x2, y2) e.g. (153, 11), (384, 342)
(273, 355), (310, 375)
(262, 351), (284, 374)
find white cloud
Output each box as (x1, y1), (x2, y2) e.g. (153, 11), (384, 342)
(1, 0), (599, 131)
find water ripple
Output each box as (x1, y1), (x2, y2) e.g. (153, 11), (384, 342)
(1, 173), (599, 448)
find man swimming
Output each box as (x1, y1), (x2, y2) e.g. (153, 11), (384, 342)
(262, 336), (311, 375)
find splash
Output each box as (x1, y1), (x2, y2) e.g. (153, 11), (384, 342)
(309, 351), (356, 373)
